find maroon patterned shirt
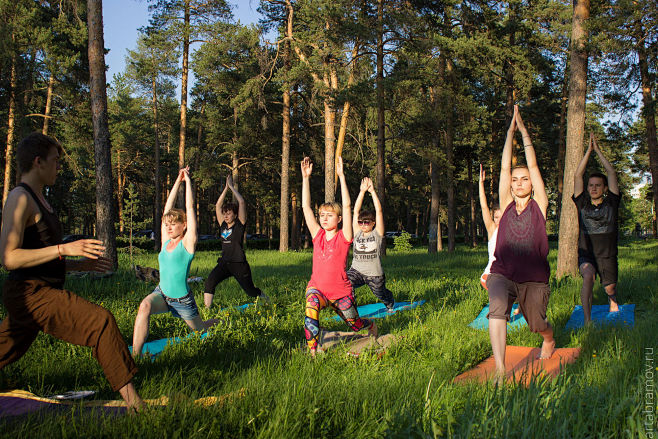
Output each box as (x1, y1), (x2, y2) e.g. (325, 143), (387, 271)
(491, 199), (550, 284)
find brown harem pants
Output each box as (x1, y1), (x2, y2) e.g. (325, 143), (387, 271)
(0, 279), (137, 391)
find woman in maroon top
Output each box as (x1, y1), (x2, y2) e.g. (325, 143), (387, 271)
(486, 106), (555, 380)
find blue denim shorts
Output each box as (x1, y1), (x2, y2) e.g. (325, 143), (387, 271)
(155, 286), (200, 320)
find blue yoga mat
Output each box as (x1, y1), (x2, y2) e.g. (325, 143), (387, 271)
(468, 304), (528, 330)
(565, 304), (635, 330)
(331, 300), (425, 321)
(129, 332), (210, 358)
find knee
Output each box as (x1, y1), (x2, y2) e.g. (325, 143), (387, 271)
(137, 299), (153, 318)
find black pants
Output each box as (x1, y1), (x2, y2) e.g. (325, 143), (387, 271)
(346, 268), (395, 309)
(204, 259), (262, 298)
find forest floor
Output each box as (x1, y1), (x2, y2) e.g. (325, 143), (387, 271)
(1, 240), (656, 438)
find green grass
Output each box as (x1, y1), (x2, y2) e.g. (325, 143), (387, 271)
(1, 241), (656, 438)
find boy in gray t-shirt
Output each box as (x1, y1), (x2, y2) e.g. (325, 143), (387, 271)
(347, 177), (395, 311)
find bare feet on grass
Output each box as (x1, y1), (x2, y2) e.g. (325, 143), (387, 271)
(538, 339), (556, 360)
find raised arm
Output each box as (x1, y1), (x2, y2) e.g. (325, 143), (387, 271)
(337, 157), (352, 241)
(515, 106), (548, 218)
(368, 179), (385, 237)
(215, 178), (229, 225)
(479, 164), (495, 238)
(301, 157), (321, 239)
(182, 167), (197, 252)
(352, 178), (369, 233)
(161, 168), (185, 245)
(592, 136), (619, 196)
(574, 135), (593, 198)
(227, 175), (247, 224)
(499, 110), (516, 211)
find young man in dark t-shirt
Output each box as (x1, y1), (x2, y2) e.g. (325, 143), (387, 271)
(203, 175), (268, 308)
(572, 134), (621, 323)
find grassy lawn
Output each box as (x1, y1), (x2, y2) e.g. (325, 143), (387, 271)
(1, 240), (656, 437)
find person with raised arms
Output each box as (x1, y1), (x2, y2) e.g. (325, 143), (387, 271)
(132, 167), (216, 357)
(478, 164), (503, 291)
(203, 175), (268, 308)
(301, 156), (377, 357)
(348, 176), (395, 311)
(573, 133), (621, 323)
(486, 106), (555, 380)
(0, 132), (143, 410)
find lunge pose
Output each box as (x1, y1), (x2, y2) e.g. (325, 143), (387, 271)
(487, 106), (555, 379)
(478, 164), (502, 290)
(0, 133), (142, 409)
(301, 157), (377, 356)
(203, 175), (267, 308)
(573, 134), (621, 323)
(132, 167), (215, 356)
(347, 177), (395, 311)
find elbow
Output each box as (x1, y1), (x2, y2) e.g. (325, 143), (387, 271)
(1, 254), (17, 271)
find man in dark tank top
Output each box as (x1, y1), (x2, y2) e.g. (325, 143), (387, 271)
(0, 133), (143, 410)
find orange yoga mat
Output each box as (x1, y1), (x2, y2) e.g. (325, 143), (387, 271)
(454, 345), (581, 386)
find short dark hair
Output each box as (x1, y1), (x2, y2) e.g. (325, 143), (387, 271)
(16, 132), (63, 175)
(221, 202), (239, 215)
(358, 210), (375, 223)
(588, 172), (608, 187)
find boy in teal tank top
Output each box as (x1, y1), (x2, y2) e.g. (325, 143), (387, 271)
(132, 167), (217, 357)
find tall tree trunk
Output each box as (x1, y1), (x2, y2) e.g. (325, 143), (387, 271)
(428, 160), (440, 253)
(376, 0), (387, 255)
(42, 74), (56, 136)
(153, 76), (161, 250)
(443, 56), (456, 252)
(117, 150), (124, 233)
(468, 156), (477, 247)
(231, 104), (239, 192)
(638, 40), (658, 237)
(178, 1), (190, 172)
(87, 0), (117, 267)
(280, 6), (292, 252)
(3, 51), (17, 206)
(555, 65), (569, 222)
(557, 0), (589, 278)
(323, 67), (336, 202)
(291, 190), (300, 250)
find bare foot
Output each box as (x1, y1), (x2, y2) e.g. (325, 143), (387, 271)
(368, 322), (378, 338)
(512, 307), (520, 316)
(492, 368), (505, 386)
(309, 348), (317, 358)
(538, 339), (556, 359)
(608, 301), (619, 313)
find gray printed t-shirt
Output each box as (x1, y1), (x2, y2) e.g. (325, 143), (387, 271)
(350, 230), (383, 277)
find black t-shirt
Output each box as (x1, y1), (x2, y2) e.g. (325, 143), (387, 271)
(220, 220), (246, 262)
(572, 191), (620, 258)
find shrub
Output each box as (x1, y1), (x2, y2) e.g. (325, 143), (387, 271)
(393, 231), (413, 251)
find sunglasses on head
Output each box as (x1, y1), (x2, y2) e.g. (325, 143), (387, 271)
(358, 220), (372, 225)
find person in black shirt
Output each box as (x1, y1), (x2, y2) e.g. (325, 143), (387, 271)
(0, 133), (143, 410)
(203, 175), (268, 308)
(573, 134), (621, 323)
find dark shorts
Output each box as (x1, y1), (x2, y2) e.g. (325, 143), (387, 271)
(578, 254), (618, 287)
(486, 273), (551, 333)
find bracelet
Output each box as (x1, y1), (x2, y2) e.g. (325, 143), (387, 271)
(57, 244), (63, 260)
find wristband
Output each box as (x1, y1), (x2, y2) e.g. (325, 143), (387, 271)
(57, 244), (63, 260)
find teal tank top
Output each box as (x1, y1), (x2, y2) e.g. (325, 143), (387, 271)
(158, 239), (194, 299)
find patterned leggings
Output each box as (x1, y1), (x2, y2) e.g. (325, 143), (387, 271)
(304, 288), (373, 351)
